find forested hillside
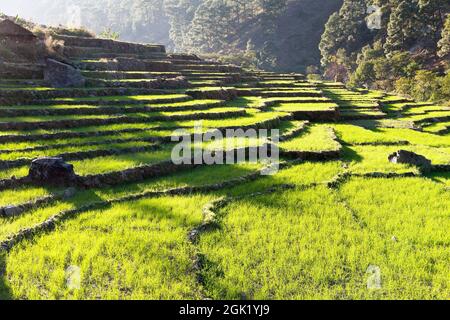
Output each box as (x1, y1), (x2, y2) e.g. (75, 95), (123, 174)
(0, 0), (342, 71)
(320, 0), (449, 102)
(1, 0), (449, 101)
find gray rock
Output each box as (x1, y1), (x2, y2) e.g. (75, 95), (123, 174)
(29, 157), (77, 186)
(2, 205), (24, 217)
(44, 59), (85, 88)
(388, 150), (432, 172)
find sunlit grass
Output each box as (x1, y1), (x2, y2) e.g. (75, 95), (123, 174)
(280, 125), (340, 152)
(3, 195), (214, 299)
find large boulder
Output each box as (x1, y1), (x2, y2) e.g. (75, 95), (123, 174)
(44, 59), (85, 88)
(1, 205), (24, 218)
(388, 150), (432, 172)
(29, 157), (77, 186)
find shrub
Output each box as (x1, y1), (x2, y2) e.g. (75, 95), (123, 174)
(395, 77), (413, 97)
(437, 72), (450, 102)
(99, 28), (120, 40)
(411, 70), (440, 102)
(395, 71), (450, 103)
(307, 74), (323, 81)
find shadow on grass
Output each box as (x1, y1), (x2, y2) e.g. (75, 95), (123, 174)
(425, 171), (450, 185)
(341, 146), (363, 163)
(0, 252), (13, 300)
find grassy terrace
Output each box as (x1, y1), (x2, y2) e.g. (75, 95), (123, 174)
(0, 64), (449, 300)
(275, 102), (338, 112)
(0, 141), (156, 162)
(1, 99), (223, 111)
(54, 94), (190, 103)
(280, 125), (341, 152)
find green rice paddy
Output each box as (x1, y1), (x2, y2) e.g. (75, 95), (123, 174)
(1, 57), (449, 301)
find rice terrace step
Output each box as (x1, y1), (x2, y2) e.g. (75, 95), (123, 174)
(0, 2), (449, 305)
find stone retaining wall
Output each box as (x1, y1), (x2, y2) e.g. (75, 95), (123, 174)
(83, 71), (182, 80)
(79, 58), (172, 72)
(186, 88), (238, 101)
(291, 109), (340, 122)
(86, 76), (192, 90)
(55, 35), (166, 54)
(0, 62), (44, 80)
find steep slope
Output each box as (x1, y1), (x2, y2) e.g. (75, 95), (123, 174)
(273, 0), (343, 71)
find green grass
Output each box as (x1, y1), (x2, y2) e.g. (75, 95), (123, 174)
(72, 147), (173, 176)
(4, 99), (222, 111)
(422, 121), (450, 134)
(0, 130), (172, 151)
(280, 125), (340, 152)
(376, 128), (450, 147)
(2, 195), (211, 299)
(0, 163), (262, 242)
(197, 177), (450, 299)
(57, 94), (189, 102)
(0, 114), (114, 123)
(0, 186), (57, 208)
(332, 124), (405, 145)
(0, 141), (154, 161)
(402, 111), (450, 122)
(1, 70), (449, 301)
(344, 145), (450, 175)
(275, 102), (337, 112)
(225, 97), (266, 108)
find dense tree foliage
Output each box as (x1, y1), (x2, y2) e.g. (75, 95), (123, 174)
(321, 0), (449, 102)
(438, 15), (450, 58)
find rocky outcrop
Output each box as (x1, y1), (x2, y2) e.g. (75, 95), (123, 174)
(29, 157), (78, 186)
(388, 150), (432, 172)
(0, 62), (44, 79)
(44, 59), (85, 88)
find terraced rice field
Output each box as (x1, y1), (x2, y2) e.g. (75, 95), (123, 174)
(0, 36), (449, 301)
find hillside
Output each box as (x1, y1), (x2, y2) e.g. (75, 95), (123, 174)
(0, 19), (449, 300)
(0, 0), (343, 71)
(319, 0), (450, 103)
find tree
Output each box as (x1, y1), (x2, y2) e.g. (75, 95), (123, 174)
(384, 0), (420, 53)
(164, 0), (203, 51)
(418, 0), (450, 51)
(319, 12), (342, 66)
(319, 0), (373, 66)
(438, 15), (450, 58)
(411, 70), (441, 101)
